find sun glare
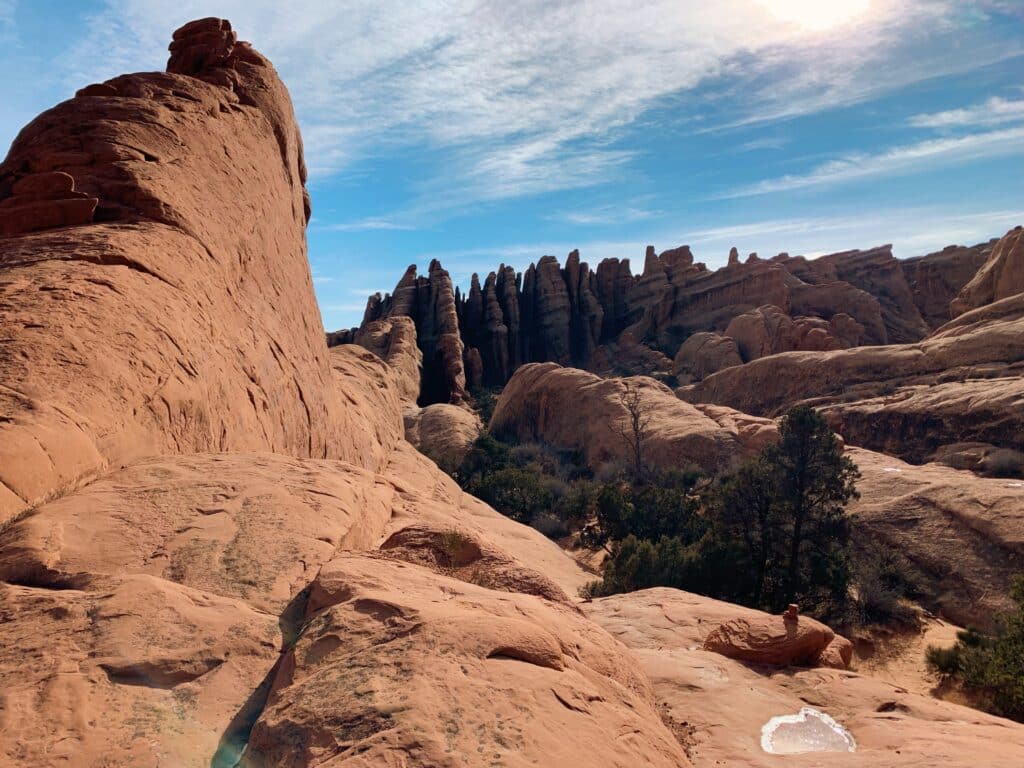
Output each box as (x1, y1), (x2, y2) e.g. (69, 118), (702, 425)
(758, 0), (872, 31)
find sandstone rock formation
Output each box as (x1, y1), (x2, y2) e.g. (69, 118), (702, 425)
(351, 315), (422, 404)
(4, 16), (1024, 768)
(360, 260), (468, 405)
(848, 447), (1024, 628)
(0, 16), (332, 522)
(814, 245), (931, 343)
(0, 21), (685, 767)
(585, 589), (1024, 767)
(701, 609), (850, 668)
(341, 234), (991, 400)
(244, 555), (688, 767)
(903, 239), (996, 327)
(404, 402), (482, 469)
(672, 332), (742, 384)
(678, 266), (1024, 462)
(951, 225), (1024, 316)
(724, 304), (851, 362)
(490, 363), (777, 474)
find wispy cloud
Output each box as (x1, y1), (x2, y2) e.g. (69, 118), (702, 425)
(315, 218), (415, 233)
(547, 203), (661, 227)
(717, 126), (1024, 198)
(48, 0), (1011, 216)
(909, 96), (1024, 128)
(734, 136), (790, 153)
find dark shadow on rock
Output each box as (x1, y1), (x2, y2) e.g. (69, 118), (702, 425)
(210, 585), (312, 767)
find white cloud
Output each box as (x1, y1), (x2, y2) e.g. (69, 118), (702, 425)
(909, 97), (1024, 129)
(549, 204), (660, 227)
(717, 126), (1024, 198)
(50, 0), (1007, 215)
(315, 218), (415, 233)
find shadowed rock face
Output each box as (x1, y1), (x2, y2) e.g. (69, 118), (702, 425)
(678, 268), (1024, 462)
(361, 260), (468, 405)
(339, 236), (993, 402)
(952, 226), (1024, 316)
(903, 239), (996, 328)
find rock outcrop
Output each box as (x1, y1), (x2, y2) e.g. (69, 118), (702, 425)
(814, 245), (931, 343)
(404, 402), (482, 469)
(849, 447), (1024, 628)
(4, 16), (1024, 768)
(701, 609), (850, 668)
(672, 332), (742, 383)
(361, 260), (468, 405)
(0, 21), (685, 767)
(585, 589), (1024, 768)
(244, 555), (688, 767)
(341, 235), (992, 399)
(0, 16), (334, 523)
(490, 363), (777, 474)
(951, 226), (1024, 316)
(351, 315), (422, 404)
(724, 304), (852, 361)
(903, 239), (996, 328)
(679, 279), (1024, 462)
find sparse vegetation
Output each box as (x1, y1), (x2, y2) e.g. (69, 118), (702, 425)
(849, 544), (923, 626)
(454, 432), (594, 533)
(610, 382), (652, 479)
(454, 402), (917, 628)
(927, 574), (1024, 722)
(469, 386), (503, 426)
(587, 406), (859, 619)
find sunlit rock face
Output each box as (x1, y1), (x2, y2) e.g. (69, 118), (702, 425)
(760, 707), (856, 755)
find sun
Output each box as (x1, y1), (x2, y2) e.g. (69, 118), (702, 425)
(757, 0), (872, 31)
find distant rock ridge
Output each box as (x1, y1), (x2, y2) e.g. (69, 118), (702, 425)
(336, 235), (999, 403)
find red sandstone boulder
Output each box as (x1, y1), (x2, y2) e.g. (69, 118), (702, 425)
(702, 610), (841, 667)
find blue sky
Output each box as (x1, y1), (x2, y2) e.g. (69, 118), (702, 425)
(1, 1), (1022, 330)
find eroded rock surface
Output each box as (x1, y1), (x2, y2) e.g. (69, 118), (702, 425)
(339, 233), (1003, 405)
(3, 15), (1024, 768)
(0, 16), (334, 522)
(490, 363), (773, 474)
(585, 589), (1024, 768)
(678, 277), (1024, 461)
(952, 226), (1024, 316)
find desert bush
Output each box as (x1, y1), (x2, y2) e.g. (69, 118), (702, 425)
(927, 575), (1024, 722)
(702, 406), (858, 614)
(585, 535), (699, 597)
(464, 466), (559, 524)
(470, 386), (502, 425)
(850, 545), (922, 626)
(579, 466), (703, 549)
